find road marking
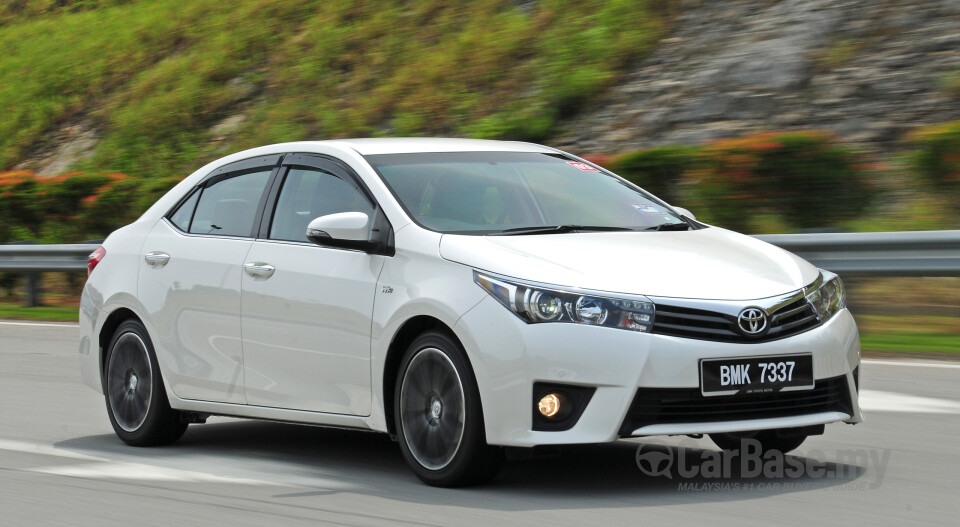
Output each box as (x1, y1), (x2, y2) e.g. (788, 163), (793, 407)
(0, 320), (79, 328)
(860, 389), (960, 414)
(0, 439), (103, 461)
(863, 359), (960, 370)
(0, 438), (360, 489)
(31, 462), (274, 485)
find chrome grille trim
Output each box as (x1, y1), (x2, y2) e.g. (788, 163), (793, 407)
(649, 276), (824, 343)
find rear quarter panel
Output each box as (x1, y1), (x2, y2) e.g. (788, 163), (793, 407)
(79, 219), (155, 393)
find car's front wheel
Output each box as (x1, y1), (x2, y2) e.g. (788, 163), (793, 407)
(104, 319), (187, 446)
(710, 428), (808, 454)
(394, 330), (503, 487)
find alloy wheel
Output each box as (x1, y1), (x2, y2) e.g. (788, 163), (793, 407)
(107, 332), (154, 432)
(399, 347), (466, 471)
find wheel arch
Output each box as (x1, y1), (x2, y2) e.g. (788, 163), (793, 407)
(98, 307), (145, 384)
(382, 315), (471, 437)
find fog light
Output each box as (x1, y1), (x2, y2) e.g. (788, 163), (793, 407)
(538, 393), (562, 418)
(532, 383), (595, 431)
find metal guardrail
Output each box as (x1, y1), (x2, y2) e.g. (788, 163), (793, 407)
(754, 230), (960, 277)
(0, 230), (957, 306)
(0, 244), (99, 272)
(0, 244), (99, 306)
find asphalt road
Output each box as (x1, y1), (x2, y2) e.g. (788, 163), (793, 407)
(1, 320), (959, 526)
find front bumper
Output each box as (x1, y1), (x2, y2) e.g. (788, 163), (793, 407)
(454, 296), (861, 447)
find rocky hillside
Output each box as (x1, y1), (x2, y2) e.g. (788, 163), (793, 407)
(4, 0), (959, 177)
(554, 0), (960, 154)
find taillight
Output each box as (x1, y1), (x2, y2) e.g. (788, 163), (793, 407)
(88, 246), (106, 276)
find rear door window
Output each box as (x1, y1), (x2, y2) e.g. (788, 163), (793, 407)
(188, 170), (272, 237)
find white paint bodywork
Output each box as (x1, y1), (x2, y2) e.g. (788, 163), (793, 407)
(440, 228), (819, 301)
(137, 220), (250, 404)
(78, 138), (862, 447)
(240, 238), (384, 414)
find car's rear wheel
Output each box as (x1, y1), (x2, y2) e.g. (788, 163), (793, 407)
(394, 331), (503, 487)
(710, 428), (808, 454)
(104, 319), (187, 446)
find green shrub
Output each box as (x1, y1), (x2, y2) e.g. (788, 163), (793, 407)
(131, 176), (183, 213)
(0, 129), (885, 244)
(35, 172), (111, 221)
(687, 131), (875, 232)
(907, 121), (960, 196)
(0, 170), (176, 243)
(0, 171), (41, 241)
(606, 145), (699, 204)
(75, 175), (139, 235)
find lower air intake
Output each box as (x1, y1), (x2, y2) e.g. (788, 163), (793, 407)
(620, 375), (852, 436)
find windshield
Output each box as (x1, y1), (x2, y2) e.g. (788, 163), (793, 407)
(365, 151), (690, 234)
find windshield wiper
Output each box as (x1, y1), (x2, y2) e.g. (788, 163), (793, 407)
(491, 225), (636, 236)
(644, 222), (691, 231)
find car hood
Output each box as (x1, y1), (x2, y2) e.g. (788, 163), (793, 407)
(439, 228), (819, 301)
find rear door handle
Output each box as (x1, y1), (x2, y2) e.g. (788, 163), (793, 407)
(243, 262), (276, 279)
(144, 252), (170, 268)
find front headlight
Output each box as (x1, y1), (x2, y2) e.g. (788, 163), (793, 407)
(805, 272), (846, 322)
(474, 271), (655, 332)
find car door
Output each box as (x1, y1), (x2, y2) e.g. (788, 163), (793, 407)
(241, 154), (386, 415)
(138, 156), (279, 404)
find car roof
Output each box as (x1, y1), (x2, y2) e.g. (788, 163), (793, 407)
(323, 137), (558, 155)
(198, 138), (560, 170)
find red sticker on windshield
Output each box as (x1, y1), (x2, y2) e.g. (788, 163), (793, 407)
(567, 162), (599, 171)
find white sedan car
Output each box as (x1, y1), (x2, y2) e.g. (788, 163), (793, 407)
(79, 138), (861, 486)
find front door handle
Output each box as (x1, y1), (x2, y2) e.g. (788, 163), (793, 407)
(144, 252), (170, 268)
(243, 262), (276, 279)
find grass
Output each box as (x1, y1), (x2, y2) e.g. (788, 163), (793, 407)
(855, 313), (960, 356)
(860, 333), (960, 354)
(0, 302), (78, 322)
(0, 0), (663, 180)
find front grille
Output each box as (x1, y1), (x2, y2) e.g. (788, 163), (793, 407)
(620, 375), (852, 436)
(653, 298), (820, 343)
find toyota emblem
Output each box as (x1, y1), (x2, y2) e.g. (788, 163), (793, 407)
(737, 307), (768, 335)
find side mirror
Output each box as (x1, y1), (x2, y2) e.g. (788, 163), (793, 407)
(306, 212), (374, 251)
(673, 206), (696, 221)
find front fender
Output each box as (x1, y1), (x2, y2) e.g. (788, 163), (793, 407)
(368, 227), (486, 432)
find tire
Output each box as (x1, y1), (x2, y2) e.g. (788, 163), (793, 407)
(103, 319), (187, 446)
(394, 330), (503, 487)
(710, 428), (808, 454)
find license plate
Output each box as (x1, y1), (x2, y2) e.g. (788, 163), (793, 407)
(700, 354), (814, 396)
